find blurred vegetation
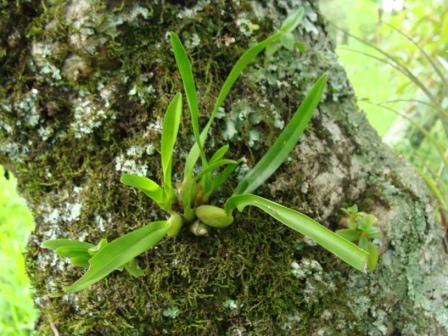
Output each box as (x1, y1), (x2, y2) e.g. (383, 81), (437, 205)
(0, 165), (37, 335)
(320, 0), (448, 226)
(0, 0), (446, 333)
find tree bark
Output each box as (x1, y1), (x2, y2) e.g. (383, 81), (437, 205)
(1, 0), (447, 335)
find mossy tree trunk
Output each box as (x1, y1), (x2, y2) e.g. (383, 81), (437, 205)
(1, 0), (447, 335)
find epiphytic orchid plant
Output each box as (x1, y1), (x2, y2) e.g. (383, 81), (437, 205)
(43, 8), (378, 293)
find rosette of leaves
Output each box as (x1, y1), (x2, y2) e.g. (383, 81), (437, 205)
(336, 205), (381, 271)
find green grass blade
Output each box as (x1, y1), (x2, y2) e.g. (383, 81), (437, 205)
(225, 194), (369, 272)
(184, 8), (305, 176)
(42, 239), (95, 251)
(169, 32), (207, 170)
(234, 74), (327, 195)
(65, 221), (169, 292)
(120, 174), (164, 205)
(161, 93), (182, 194)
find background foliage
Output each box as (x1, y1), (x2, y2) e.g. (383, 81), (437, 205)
(320, 0), (448, 225)
(0, 166), (37, 335)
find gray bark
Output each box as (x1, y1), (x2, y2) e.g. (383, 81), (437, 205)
(1, 0), (447, 335)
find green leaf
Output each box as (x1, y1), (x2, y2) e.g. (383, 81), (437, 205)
(42, 239), (94, 251)
(120, 174), (165, 207)
(211, 163), (238, 191)
(88, 238), (108, 255)
(234, 74), (327, 195)
(341, 205), (358, 216)
(336, 228), (361, 242)
(179, 175), (196, 221)
(70, 256), (91, 267)
(124, 258), (145, 277)
(280, 32), (296, 51)
(225, 194), (369, 272)
(280, 7), (305, 33)
(366, 226), (382, 239)
(169, 32), (207, 169)
(358, 236), (369, 250)
(42, 240), (94, 267)
(209, 144), (230, 164)
(55, 246), (91, 258)
(161, 93), (182, 197)
(196, 159), (238, 180)
(184, 9), (305, 176)
(65, 221), (170, 292)
(366, 242), (379, 271)
(203, 162), (238, 201)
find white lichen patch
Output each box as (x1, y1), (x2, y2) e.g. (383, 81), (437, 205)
(128, 83), (155, 104)
(94, 213), (110, 232)
(38, 126), (54, 141)
(31, 42), (52, 68)
(235, 157), (250, 181)
(0, 110), (13, 134)
(31, 41), (62, 82)
(39, 187), (84, 240)
(115, 155), (148, 176)
(184, 33), (201, 49)
(115, 143), (154, 176)
(176, 0), (209, 19)
(291, 258), (322, 279)
(15, 88), (40, 127)
(70, 91), (112, 138)
(0, 142), (29, 163)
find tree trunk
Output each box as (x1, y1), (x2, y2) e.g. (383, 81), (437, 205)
(1, 1), (447, 335)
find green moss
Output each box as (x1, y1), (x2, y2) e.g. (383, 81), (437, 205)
(1, 0), (447, 335)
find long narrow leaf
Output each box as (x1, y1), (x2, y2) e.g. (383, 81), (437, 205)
(203, 163), (239, 201)
(56, 247), (91, 258)
(196, 159), (238, 180)
(65, 221), (170, 292)
(169, 32), (207, 168)
(184, 8), (306, 176)
(209, 144), (230, 164)
(120, 174), (164, 205)
(212, 163), (238, 191)
(224, 194), (369, 272)
(161, 93), (182, 194)
(234, 74), (327, 195)
(42, 239), (94, 251)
